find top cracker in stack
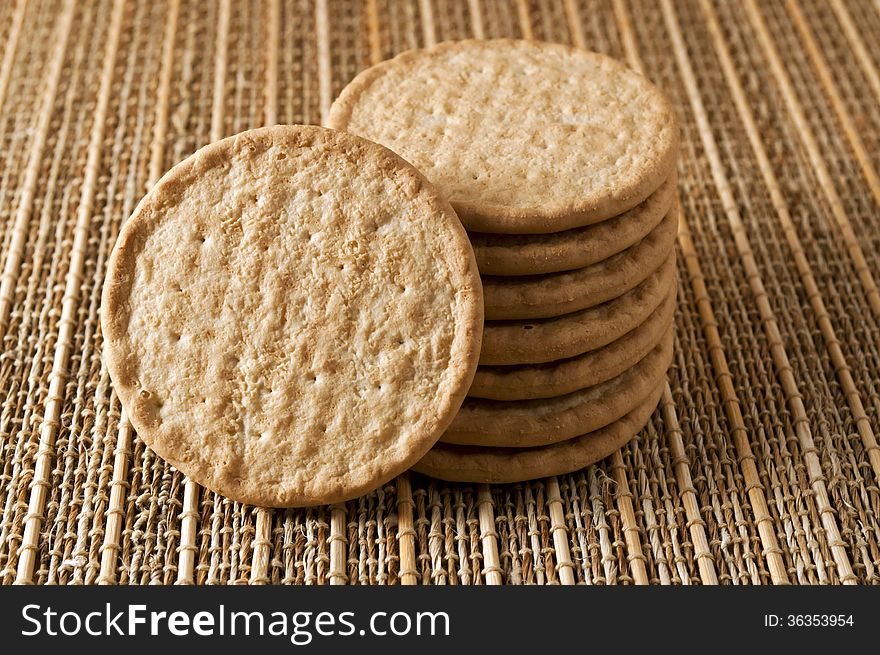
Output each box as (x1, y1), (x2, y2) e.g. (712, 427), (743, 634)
(328, 39), (678, 234)
(329, 40), (680, 483)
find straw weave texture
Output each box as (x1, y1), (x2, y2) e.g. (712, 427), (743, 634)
(1, 0), (879, 585)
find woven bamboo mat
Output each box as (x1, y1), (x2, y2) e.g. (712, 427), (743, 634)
(1, 0), (879, 586)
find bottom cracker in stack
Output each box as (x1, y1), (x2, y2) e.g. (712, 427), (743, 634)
(412, 384), (666, 483)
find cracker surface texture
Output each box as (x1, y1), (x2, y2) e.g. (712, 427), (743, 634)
(414, 384), (665, 483)
(101, 125), (483, 507)
(479, 253), (675, 365)
(470, 174), (676, 276)
(328, 39), (679, 233)
(470, 288), (675, 400)
(444, 330), (672, 447)
(482, 205), (677, 320)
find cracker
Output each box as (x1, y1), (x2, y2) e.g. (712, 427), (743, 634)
(101, 125), (483, 508)
(444, 330), (672, 446)
(414, 383), (664, 483)
(482, 204), (676, 320)
(328, 39), (679, 233)
(470, 287), (676, 400)
(471, 174), (676, 276)
(480, 253), (675, 365)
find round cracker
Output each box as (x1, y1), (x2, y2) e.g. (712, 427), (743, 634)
(328, 39), (679, 233)
(470, 287), (676, 400)
(482, 204), (677, 320)
(414, 383), (664, 483)
(101, 125), (483, 508)
(444, 330), (672, 446)
(480, 253), (676, 365)
(471, 174), (676, 276)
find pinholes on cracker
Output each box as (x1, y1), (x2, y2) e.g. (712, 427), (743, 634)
(101, 125), (483, 507)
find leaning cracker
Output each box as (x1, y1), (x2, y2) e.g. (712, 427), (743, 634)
(101, 125), (483, 508)
(471, 174), (676, 276)
(480, 253), (676, 365)
(444, 330), (672, 447)
(328, 39), (679, 233)
(482, 204), (677, 320)
(470, 287), (676, 400)
(414, 383), (665, 483)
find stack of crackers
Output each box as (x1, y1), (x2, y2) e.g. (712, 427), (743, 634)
(330, 39), (679, 484)
(103, 39), (679, 509)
